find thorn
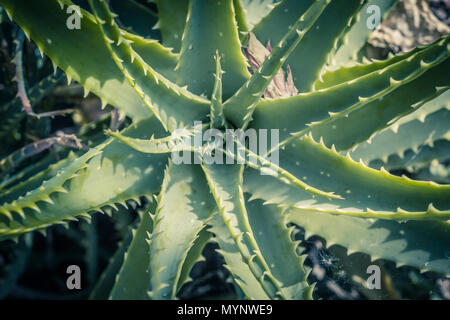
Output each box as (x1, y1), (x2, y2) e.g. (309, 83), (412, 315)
(390, 124), (399, 134)
(100, 99), (108, 109)
(4, 8), (13, 21)
(37, 229), (48, 237)
(37, 46), (44, 59)
(427, 203), (438, 213)
(52, 62), (58, 75)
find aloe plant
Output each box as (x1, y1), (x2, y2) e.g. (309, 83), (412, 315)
(0, 0), (449, 300)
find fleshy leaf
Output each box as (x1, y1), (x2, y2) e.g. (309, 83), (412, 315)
(287, 209), (450, 276)
(0, 117), (169, 240)
(176, 0), (250, 98)
(89, 0), (210, 131)
(224, 0), (331, 129)
(148, 162), (216, 299)
(329, 0), (398, 67)
(244, 135), (450, 221)
(109, 208), (154, 300)
(350, 90), (450, 165)
(251, 0), (365, 91)
(154, 0), (189, 52)
(203, 164), (311, 299)
(251, 35), (450, 148)
(0, 0), (179, 120)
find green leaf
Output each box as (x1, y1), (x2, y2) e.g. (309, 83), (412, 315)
(349, 90), (450, 164)
(208, 213), (269, 299)
(0, 146), (103, 221)
(203, 164), (311, 299)
(287, 209), (450, 276)
(252, 0), (365, 92)
(251, 0), (312, 45)
(251, 35), (450, 147)
(232, 0), (249, 36)
(244, 135), (450, 220)
(0, 152), (75, 205)
(240, 0), (277, 30)
(124, 32), (179, 83)
(106, 128), (194, 154)
(311, 59), (450, 151)
(226, 137), (340, 199)
(89, 0), (210, 131)
(72, 0), (161, 38)
(109, 208), (153, 300)
(0, 117), (169, 240)
(177, 227), (212, 292)
(154, 0), (189, 52)
(148, 162), (216, 299)
(210, 52), (226, 129)
(0, 0), (176, 120)
(315, 43), (420, 90)
(176, 0), (250, 98)
(224, 0), (331, 129)
(376, 140), (450, 172)
(245, 198), (312, 299)
(109, 0), (160, 39)
(329, 0), (398, 67)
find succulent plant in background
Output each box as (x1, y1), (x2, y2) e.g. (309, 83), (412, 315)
(0, 0), (449, 300)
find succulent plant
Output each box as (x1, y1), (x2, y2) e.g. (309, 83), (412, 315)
(0, 0), (449, 300)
